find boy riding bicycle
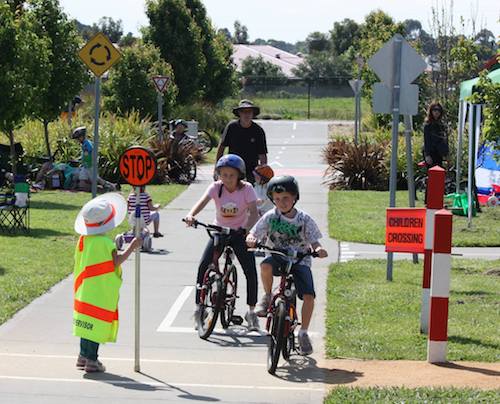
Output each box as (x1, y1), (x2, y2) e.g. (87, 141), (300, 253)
(246, 175), (327, 355)
(184, 154), (261, 331)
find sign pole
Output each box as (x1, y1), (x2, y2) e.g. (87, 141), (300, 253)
(134, 186), (141, 372)
(354, 83), (359, 145)
(92, 76), (101, 198)
(157, 92), (163, 142)
(404, 115), (418, 264)
(386, 36), (403, 281)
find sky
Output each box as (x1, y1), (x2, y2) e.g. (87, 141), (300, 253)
(59, 0), (499, 43)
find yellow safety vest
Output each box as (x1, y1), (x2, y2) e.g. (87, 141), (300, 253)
(73, 235), (122, 343)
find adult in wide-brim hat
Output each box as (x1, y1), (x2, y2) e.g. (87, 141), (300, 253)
(74, 193), (127, 235)
(232, 99), (260, 118)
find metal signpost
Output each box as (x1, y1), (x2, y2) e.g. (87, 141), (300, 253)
(78, 33), (121, 197)
(119, 146), (157, 372)
(349, 79), (365, 145)
(152, 76), (170, 141)
(368, 34), (427, 280)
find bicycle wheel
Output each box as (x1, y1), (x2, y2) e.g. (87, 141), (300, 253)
(267, 300), (286, 375)
(282, 292), (297, 360)
(220, 264), (238, 329)
(198, 274), (222, 340)
(197, 130), (213, 154)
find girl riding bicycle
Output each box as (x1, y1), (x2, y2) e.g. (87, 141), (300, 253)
(184, 154), (260, 331)
(246, 175), (328, 355)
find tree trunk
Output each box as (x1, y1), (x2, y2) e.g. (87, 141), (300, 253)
(43, 120), (53, 162)
(8, 129), (17, 176)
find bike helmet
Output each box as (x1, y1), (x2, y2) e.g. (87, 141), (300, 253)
(71, 126), (87, 139)
(267, 175), (300, 202)
(253, 164), (274, 183)
(174, 119), (188, 128)
(215, 154), (246, 180)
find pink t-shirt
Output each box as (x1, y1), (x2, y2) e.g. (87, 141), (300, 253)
(204, 181), (257, 229)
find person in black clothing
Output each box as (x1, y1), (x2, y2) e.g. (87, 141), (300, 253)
(423, 101), (449, 168)
(214, 99), (268, 184)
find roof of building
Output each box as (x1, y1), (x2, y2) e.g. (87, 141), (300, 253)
(232, 44), (304, 77)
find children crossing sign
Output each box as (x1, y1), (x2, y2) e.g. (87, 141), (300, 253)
(386, 208), (426, 253)
(119, 147), (157, 186)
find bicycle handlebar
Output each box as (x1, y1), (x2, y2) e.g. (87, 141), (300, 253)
(181, 218), (245, 236)
(251, 243), (319, 262)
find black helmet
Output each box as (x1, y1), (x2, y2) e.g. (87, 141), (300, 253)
(71, 126), (87, 139)
(267, 175), (300, 202)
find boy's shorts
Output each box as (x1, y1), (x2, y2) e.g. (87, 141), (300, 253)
(261, 255), (315, 299)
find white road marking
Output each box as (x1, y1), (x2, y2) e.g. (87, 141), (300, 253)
(281, 146), (286, 150)
(159, 326), (268, 336)
(157, 286), (194, 332)
(0, 353), (264, 367)
(291, 134), (295, 138)
(0, 375), (324, 392)
(276, 155), (281, 160)
(293, 122), (297, 130)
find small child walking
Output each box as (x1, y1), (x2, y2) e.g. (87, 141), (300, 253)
(73, 193), (141, 373)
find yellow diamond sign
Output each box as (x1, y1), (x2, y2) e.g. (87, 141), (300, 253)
(78, 32), (121, 77)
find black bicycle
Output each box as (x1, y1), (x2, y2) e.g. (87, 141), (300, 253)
(251, 244), (318, 375)
(182, 219), (243, 339)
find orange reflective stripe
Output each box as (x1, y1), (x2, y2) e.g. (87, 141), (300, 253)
(74, 260), (115, 293)
(74, 299), (118, 323)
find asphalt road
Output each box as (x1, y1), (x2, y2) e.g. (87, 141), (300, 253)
(0, 120), (338, 403)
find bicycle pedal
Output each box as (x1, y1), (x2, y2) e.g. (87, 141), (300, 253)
(231, 315), (243, 325)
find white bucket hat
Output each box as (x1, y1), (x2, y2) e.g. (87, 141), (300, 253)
(74, 193), (127, 235)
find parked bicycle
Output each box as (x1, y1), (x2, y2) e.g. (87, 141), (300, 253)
(251, 244), (318, 375)
(182, 218), (244, 339)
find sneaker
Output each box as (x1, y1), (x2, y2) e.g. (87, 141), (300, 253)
(298, 332), (313, 356)
(153, 232), (164, 238)
(245, 310), (260, 331)
(193, 305), (201, 330)
(255, 293), (271, 317)
(84, 359), (106, 373)
(76, 355), (86, 369)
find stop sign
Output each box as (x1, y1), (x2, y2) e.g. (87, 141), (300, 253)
(119, 146), (157, 186)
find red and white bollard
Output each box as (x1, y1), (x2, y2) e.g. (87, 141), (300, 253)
(427, 209), (453, 363)
(421, 166), (445, 334)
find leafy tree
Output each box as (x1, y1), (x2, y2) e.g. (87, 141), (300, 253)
(144, 0), (206, 103)
(233, 20), (249, 44)
(103, 42), (177, 119)
(0, 2), (50, 173)
(330, 19), (360, 55)
(240, 55), (286, 85)
(83, 17), (123, 43)
(119, 32), (137, 47)
(217, 28), (232, 42)
(306, 31), (330, 53)
(474, 28), (497, 62)
(185, 0), (236, 103)
(29, 0), (89, 160)
(293, 52), (351, 80)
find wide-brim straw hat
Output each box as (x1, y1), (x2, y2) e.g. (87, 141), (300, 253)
(74, 193), (127, 235)
(232, 99), (260, 117)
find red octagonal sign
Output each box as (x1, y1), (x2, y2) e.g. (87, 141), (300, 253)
(119, 146), (157, 186)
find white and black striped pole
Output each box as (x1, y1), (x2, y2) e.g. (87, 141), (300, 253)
(420, 166), (445, 334)
(427, 209), (453, 363)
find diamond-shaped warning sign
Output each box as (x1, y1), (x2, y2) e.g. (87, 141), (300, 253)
(78, 32), (121, 77)
(152, 76), (170, 93)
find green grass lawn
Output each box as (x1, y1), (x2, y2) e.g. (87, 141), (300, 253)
(326, 259), (500, 362)
(0, 184), (185, 325)
(329, 190), (500, 247)
(325, 387), (500, 403)
(224, 97), (368, 120)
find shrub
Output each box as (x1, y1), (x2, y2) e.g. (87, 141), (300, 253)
(323, 137), (389, 190)
(172, 102), (231, 138)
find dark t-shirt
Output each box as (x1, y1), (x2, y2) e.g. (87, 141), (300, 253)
(221, 120), (268, 182)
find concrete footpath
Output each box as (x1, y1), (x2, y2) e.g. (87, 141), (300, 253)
(0, 120), (338, 403)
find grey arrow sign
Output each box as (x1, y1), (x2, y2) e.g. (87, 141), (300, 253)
(368, 34), (427, 88)
(349, 79), (364, 95)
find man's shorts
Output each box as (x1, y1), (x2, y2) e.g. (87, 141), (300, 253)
(261, 255), (315, 299)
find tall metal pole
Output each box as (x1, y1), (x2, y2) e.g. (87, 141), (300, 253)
(386, 36), (403, 281)
(467, 104), (474, 228)
(456, 101), (465, 193)
(307, 80), (311, 120)
(404, 115), (418, 264)
(92, 77), (101, 198)
(134, 191), (141, 372)
(354, 84), (359, 145)
(157, 92), (163, 142)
